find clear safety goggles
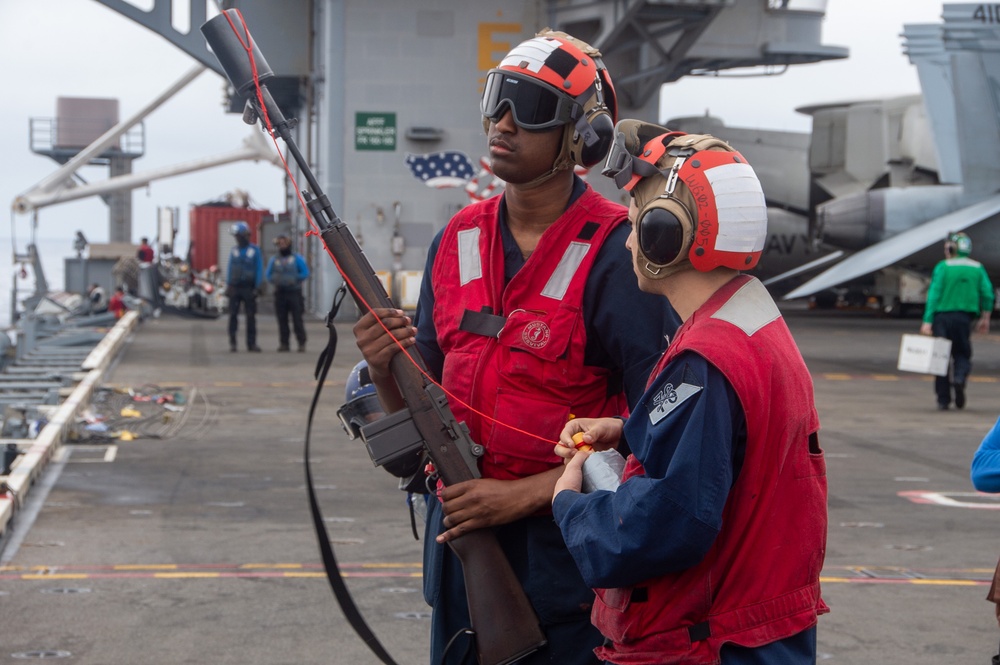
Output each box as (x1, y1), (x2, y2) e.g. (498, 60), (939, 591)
(602, 128), (680, 190)
(601, 132), (638, 189)
(481, 70), (578, 130)
(602, 133), (663, 190)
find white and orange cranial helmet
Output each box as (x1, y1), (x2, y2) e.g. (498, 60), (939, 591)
(481, 29), (617, 169)
(602, 119), (768, 278)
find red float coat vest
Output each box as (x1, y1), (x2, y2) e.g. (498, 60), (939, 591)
(592, 276), (828, 664)
(431, 187), (629, 481)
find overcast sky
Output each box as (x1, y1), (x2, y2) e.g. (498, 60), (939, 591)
(660, 1), (943, 130)
(0, 0), (944, 258)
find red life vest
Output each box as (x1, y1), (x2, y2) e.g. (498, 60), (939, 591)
(593, 276), (828, 664)
(431, 186), (629, 481)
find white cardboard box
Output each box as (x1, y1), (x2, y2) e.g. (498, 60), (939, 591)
(897, 334), (952, 376)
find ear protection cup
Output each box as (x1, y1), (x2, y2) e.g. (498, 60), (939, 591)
(632, 192), (695, 278)
(637, 207), (686, 266)
(577, 110), (615, 168)
(561, 63), (617, 169)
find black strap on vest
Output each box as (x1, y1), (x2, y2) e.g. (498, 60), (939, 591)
(688, 621), (711, 643)
(457, 221), (601, 341)
(577, 221), (599, 240)
(305, 284), (401, 665)
(459, 307), (506, 338)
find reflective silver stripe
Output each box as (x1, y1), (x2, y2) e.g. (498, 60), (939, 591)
(706, 162), (767, 254)
(498, 37), (560, 74)
(711, 278), (780, 336)
(946, 257), (982, 267)
(541, 241), (590, 300)
(458, 228), (482, 286)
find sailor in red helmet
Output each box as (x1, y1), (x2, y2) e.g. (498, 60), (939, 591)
(553, 120), (829, 664)
(354, 32), (679, 665)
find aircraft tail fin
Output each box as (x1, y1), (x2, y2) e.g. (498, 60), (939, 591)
(942, 7), (1000, 196)
(903, 9), (1000, 196)
(902, 24), (962, 184)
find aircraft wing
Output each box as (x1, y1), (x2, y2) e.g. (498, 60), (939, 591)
(782, 192), (1000, 300)
(761, 250), (844, 287)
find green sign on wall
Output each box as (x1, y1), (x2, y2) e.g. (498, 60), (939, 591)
(355, 112), (396, 151)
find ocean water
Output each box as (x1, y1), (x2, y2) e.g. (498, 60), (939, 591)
(0, 235), (72, 329)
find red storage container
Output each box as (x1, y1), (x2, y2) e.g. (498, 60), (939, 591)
(188, 205), (271, 273)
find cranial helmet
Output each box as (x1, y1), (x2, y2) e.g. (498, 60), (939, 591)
(949, 232), (972, 257)
(336, 361), (384, 440)
(230, 221), (250, 237)
(481, 28), (617, 171)
(602, 119), (768, 279)
(336, 361), (420, 480)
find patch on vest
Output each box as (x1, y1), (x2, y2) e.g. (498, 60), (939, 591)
(522, 321), (551, 349)
(648, 364), (703, 425)
(710, 278), (779, 336)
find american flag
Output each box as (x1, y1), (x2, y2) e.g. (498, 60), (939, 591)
(465, 156), (505, 203)
(405, 151), (591, 204)
(405, 151), (476, 188)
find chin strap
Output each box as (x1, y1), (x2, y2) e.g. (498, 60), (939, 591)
(305, 284), (402, 665)
(518, 163), (569, 190)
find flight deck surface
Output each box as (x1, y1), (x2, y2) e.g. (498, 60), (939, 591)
(1, 307), (998, 664)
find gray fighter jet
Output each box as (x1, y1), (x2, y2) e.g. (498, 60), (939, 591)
(777, 5), (999, 306)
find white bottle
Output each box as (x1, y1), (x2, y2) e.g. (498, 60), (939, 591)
(572, 433), (626, 493)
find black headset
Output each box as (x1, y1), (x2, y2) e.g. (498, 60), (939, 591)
(575, 109), (615, 168)
(568, 67), (616, 169)
(630, 165), (696, 273)
(637, 205), (689, 267)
